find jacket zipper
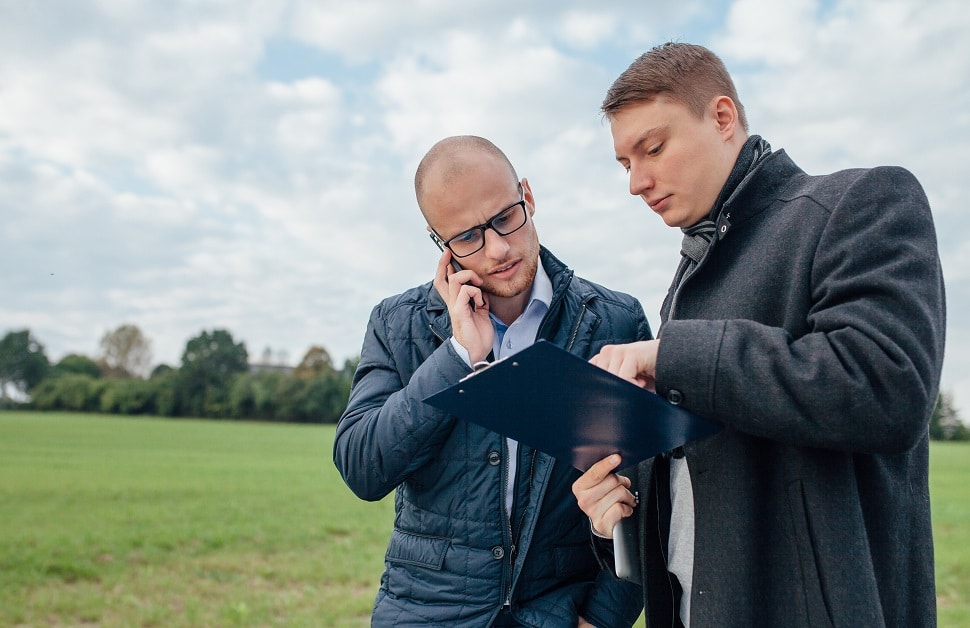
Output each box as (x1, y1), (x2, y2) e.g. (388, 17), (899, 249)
(503, 447), (537, 607)
(502, 437), (514, 607)
(565, 304), (587, 351)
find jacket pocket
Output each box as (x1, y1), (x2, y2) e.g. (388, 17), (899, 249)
(787, 480), (835, 628)
(385, 528), (449, 570)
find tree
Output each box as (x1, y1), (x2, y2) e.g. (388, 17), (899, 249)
(30, 374), (104, 412)
(929, 390), (970, 441)
(99, 324), (152, 378)
(294, 346), (334, 380)
(0, 329), (50, 403)
(179, 329), (248, 418)
(150, 363), (174, 379)
(99, 378), (155, 415)
(341, 356), (359, 380)
(54, 353), (102, 379)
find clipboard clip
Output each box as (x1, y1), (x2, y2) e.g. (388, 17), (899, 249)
(459, 355), (516, 383)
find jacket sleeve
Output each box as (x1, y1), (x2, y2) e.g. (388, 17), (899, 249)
(333, 303), (471, 501)
(580, 569), (643, 628)
(656, 166), (946, 454)
(636, 300), (654, 343)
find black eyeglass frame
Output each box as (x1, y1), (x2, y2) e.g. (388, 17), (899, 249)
(431, 184), (528, 258)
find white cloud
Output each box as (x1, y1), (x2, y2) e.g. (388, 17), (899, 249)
(0, 0), (967, 417)
(556, 11), (619, 50)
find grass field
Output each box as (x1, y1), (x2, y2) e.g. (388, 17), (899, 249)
(1, 412), (967, 626)
(0, 412), (393, 626)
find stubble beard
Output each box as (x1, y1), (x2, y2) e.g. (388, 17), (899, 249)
(481, 240), (541, 299)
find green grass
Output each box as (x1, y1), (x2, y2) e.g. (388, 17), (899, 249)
(0, 411), (967, 626)
(0, 411), (393, 626)
(931, 441), (970, 625)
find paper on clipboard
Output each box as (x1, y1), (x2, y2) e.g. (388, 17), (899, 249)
(422, 340), (721, 471)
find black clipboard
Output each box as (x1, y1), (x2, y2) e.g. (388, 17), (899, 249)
(423, 340), (721, 471)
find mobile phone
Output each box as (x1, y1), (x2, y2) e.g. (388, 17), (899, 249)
(429, 232), (464, 273)
(430, 233), (475, 310)
(613, 517), (641, 583)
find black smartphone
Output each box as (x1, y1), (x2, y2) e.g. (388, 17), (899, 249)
(429, 232), (464, 273)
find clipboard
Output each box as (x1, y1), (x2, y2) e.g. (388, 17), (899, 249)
(423, 340), (721, 471)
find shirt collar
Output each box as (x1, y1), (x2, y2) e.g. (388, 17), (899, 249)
(529, 257), (553, 310)
(489, 256), (552, 331)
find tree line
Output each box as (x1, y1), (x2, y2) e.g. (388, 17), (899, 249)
(1, 324), (968, 439)
(0, 325), (357, 424)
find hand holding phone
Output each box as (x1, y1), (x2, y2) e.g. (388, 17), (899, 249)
(429, 232), (493, 362)
(430, 233), (475, 310)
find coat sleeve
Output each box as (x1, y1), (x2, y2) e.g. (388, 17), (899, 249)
(332, 303), (470, 501)
(580, 569), (644, 628)
(656, 166), (946, 454)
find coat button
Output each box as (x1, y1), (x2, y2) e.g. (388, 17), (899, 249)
(487, 451), (501, 466)
(491, 546), (505, 560)
(667, 389), (684, 405)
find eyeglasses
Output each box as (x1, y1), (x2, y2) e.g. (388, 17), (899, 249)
(432, 187), (529, 258)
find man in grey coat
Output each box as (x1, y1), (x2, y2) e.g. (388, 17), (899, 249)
(334, 135), (649, 626)
(573, 43), (946, 627)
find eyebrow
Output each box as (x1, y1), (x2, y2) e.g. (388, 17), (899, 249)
(616, 125), (670, 162)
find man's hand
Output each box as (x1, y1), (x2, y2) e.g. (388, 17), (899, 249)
(590, 340), (659, 391)
(572, 454), (637, 538)
(432, 249), (493, 363)
(577, 616), (596, 628)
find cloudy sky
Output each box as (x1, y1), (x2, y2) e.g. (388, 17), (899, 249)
(2, 0), (969, 411)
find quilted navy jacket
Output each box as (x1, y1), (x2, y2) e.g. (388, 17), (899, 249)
(334, 247), (651, 627)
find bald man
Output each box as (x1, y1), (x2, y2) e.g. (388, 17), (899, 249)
(334, 136), (650, 627)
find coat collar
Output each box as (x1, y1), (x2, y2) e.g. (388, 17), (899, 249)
(720, 148), (805, 228)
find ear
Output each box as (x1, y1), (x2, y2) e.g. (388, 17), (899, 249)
(521, 178), (536, 216)
(711, 96), (739, 141)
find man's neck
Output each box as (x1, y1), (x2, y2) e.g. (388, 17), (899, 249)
(489, 291), (531, 326)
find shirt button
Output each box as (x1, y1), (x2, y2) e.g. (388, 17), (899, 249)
(487, 451), (501, 466)
(491, 546), (505, 560)
(667, 389), (684, 405)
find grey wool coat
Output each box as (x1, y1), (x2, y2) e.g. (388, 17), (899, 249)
(334, 248), (651, 627)
(621, 148), (946, 627)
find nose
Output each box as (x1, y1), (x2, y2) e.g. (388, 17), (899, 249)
(628, 163), (655, 198)
(482, 227), (511, 260)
